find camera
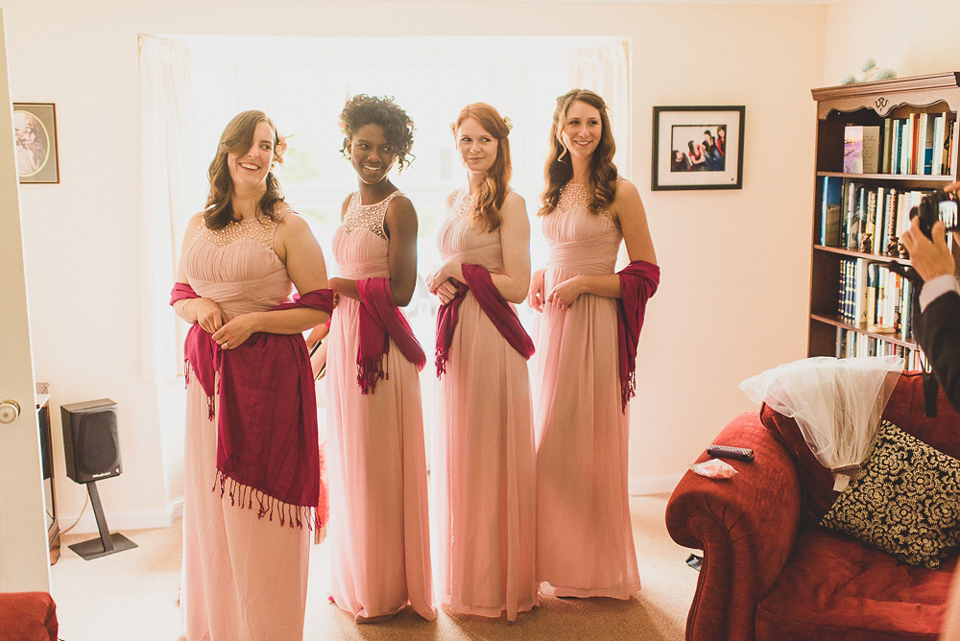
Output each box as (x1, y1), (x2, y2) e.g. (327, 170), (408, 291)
(911, 189), (960, 239)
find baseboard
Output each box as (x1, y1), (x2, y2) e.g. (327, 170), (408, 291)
(630, 474), (682, 496)
(60, 497), (183, 536)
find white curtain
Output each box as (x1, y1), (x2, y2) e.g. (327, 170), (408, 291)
(566, 42), (630, 175)
(138, 35), (206, 382)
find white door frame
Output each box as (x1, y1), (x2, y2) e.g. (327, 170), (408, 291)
(0, 8), (52, 592)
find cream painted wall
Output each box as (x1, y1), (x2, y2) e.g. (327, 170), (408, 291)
(824, 0), (960, 86)
(3, 0), (825, 532)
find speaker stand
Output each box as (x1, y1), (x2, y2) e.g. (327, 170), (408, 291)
(68, 481), (137, 560)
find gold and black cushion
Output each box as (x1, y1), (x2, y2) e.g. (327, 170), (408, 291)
(820, 419), (960, 568)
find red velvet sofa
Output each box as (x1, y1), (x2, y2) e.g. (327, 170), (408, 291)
(0, 592), (58, 641)
(666, 371), (958, 641)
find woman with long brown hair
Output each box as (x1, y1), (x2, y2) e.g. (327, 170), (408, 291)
(427, 102), (538, 620)
(171, 110), (332, 640)
(528, 89), (659, 599)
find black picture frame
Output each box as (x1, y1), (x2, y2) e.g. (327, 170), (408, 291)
(652, 105), (744, 191)
(13, 103), (59, 184)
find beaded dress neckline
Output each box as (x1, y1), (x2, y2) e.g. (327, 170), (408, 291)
(342, 191), (401, 241)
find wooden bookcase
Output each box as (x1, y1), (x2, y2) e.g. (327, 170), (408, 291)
(809, 72), (960, 365)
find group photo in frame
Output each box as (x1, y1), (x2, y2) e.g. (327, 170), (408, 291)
(13, 102), (59, 184)
(651, 105), (744, 191)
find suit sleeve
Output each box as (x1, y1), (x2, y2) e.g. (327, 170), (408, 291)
(915, 290), (960, 413)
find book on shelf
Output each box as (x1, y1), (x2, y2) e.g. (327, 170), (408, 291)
(881, 118), (894, 174)
(946, 118), (957, 175)
(838, 328), (918, 364)
(933, 114), (946, 175)
(820, 176), (843, 246)
(836, 257), (914, 343)
(843, 125), (880, 173)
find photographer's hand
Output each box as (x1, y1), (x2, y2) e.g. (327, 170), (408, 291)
(902, 217), (956, 282)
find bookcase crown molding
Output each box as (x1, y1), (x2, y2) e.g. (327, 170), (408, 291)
(812, 72), (960, 119)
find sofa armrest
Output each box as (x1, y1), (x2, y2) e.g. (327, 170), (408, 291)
(665, 412), (802, 641)
(0, 592), (58, 641)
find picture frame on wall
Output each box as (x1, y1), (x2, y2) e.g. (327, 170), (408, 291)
(651, 105), (744, 191)
(13, 102), (59, 184)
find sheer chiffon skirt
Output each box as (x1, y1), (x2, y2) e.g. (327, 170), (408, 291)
(181, 369), (310, 641)
(325, 297), (436, 622)
(434, 293), (539, 620)
(533, 267), (641, 599)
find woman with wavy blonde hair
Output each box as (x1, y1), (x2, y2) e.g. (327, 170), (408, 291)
(528, 89), (659, 600)
(427, 102), (538, 620)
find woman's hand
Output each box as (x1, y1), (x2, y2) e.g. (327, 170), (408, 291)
(427, 262), (460, 293)
(527, 268), (546, 311)
(211, 312), (262, 350)
(902, 218), (957, 282)
(546, 275), (584, 309)
(434, 279), (460, 305)
(192, 298), (228, 334)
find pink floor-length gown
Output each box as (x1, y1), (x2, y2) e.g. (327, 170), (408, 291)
(434, 189), (539, 621)
(534, 183), (641, 599)
(181, 207), (312, 641)
(326, 191), (436, 622)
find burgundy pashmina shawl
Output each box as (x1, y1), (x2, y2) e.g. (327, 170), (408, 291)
(170, 283), (334, 527)
(354, 277), (426, 393)
(435, 263), (535, 376)
(616, 260), (660, 411)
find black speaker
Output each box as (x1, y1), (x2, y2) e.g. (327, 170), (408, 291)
(60, 399), (121, 484)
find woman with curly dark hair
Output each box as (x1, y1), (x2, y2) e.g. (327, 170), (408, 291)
(426, 102), (538, 620)
(527, 89), (659, 600)
(323, 94), (436, 623)
(171, 110), (332, 641)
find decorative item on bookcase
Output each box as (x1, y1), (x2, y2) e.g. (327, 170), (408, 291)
(809, 72), (960, 366)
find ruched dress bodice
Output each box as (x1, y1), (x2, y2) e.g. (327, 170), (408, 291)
(332, 191), (393, 280)
(436, 190), (504, 272)
(541, 183), (621, 278)
(184, 209), (294, 319)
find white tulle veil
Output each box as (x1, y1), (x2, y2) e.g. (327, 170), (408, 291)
(740, 355), (904, 491)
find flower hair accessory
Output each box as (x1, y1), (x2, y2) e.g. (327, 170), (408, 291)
(503, 116), (513, 131)
(338, 114), (347, 135)
(273, 134), (289, 166)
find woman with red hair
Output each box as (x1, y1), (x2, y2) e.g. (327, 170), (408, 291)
(427, 102), (538, 620)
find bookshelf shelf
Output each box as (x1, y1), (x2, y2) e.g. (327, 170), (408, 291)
(809, 72), (960, 366)
(816, 171), (954, 183)
(810, 313), (917, 349)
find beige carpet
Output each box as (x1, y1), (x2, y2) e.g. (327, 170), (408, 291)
(52, 494), (698, 641)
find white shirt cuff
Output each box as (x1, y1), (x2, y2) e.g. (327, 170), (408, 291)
(919, 274), (960, 311)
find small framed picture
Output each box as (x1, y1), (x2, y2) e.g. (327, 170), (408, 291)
(652, 106), (744, 191)
(13, 103), (59, 184)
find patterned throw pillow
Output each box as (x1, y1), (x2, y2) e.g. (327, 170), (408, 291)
(820, 419), (960, 568)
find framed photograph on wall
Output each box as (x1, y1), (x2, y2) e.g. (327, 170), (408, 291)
(652, 105), (744, 191)
(13, 103), (59, 184)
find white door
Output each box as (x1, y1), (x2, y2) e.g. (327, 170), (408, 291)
(0, 8), (51, 592)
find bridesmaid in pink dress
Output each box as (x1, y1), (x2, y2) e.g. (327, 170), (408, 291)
(527, 90), (659, 599)
(427, 103), (539, 621)
(172, 111), (331, 641)
(324, 95), (436, 623)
